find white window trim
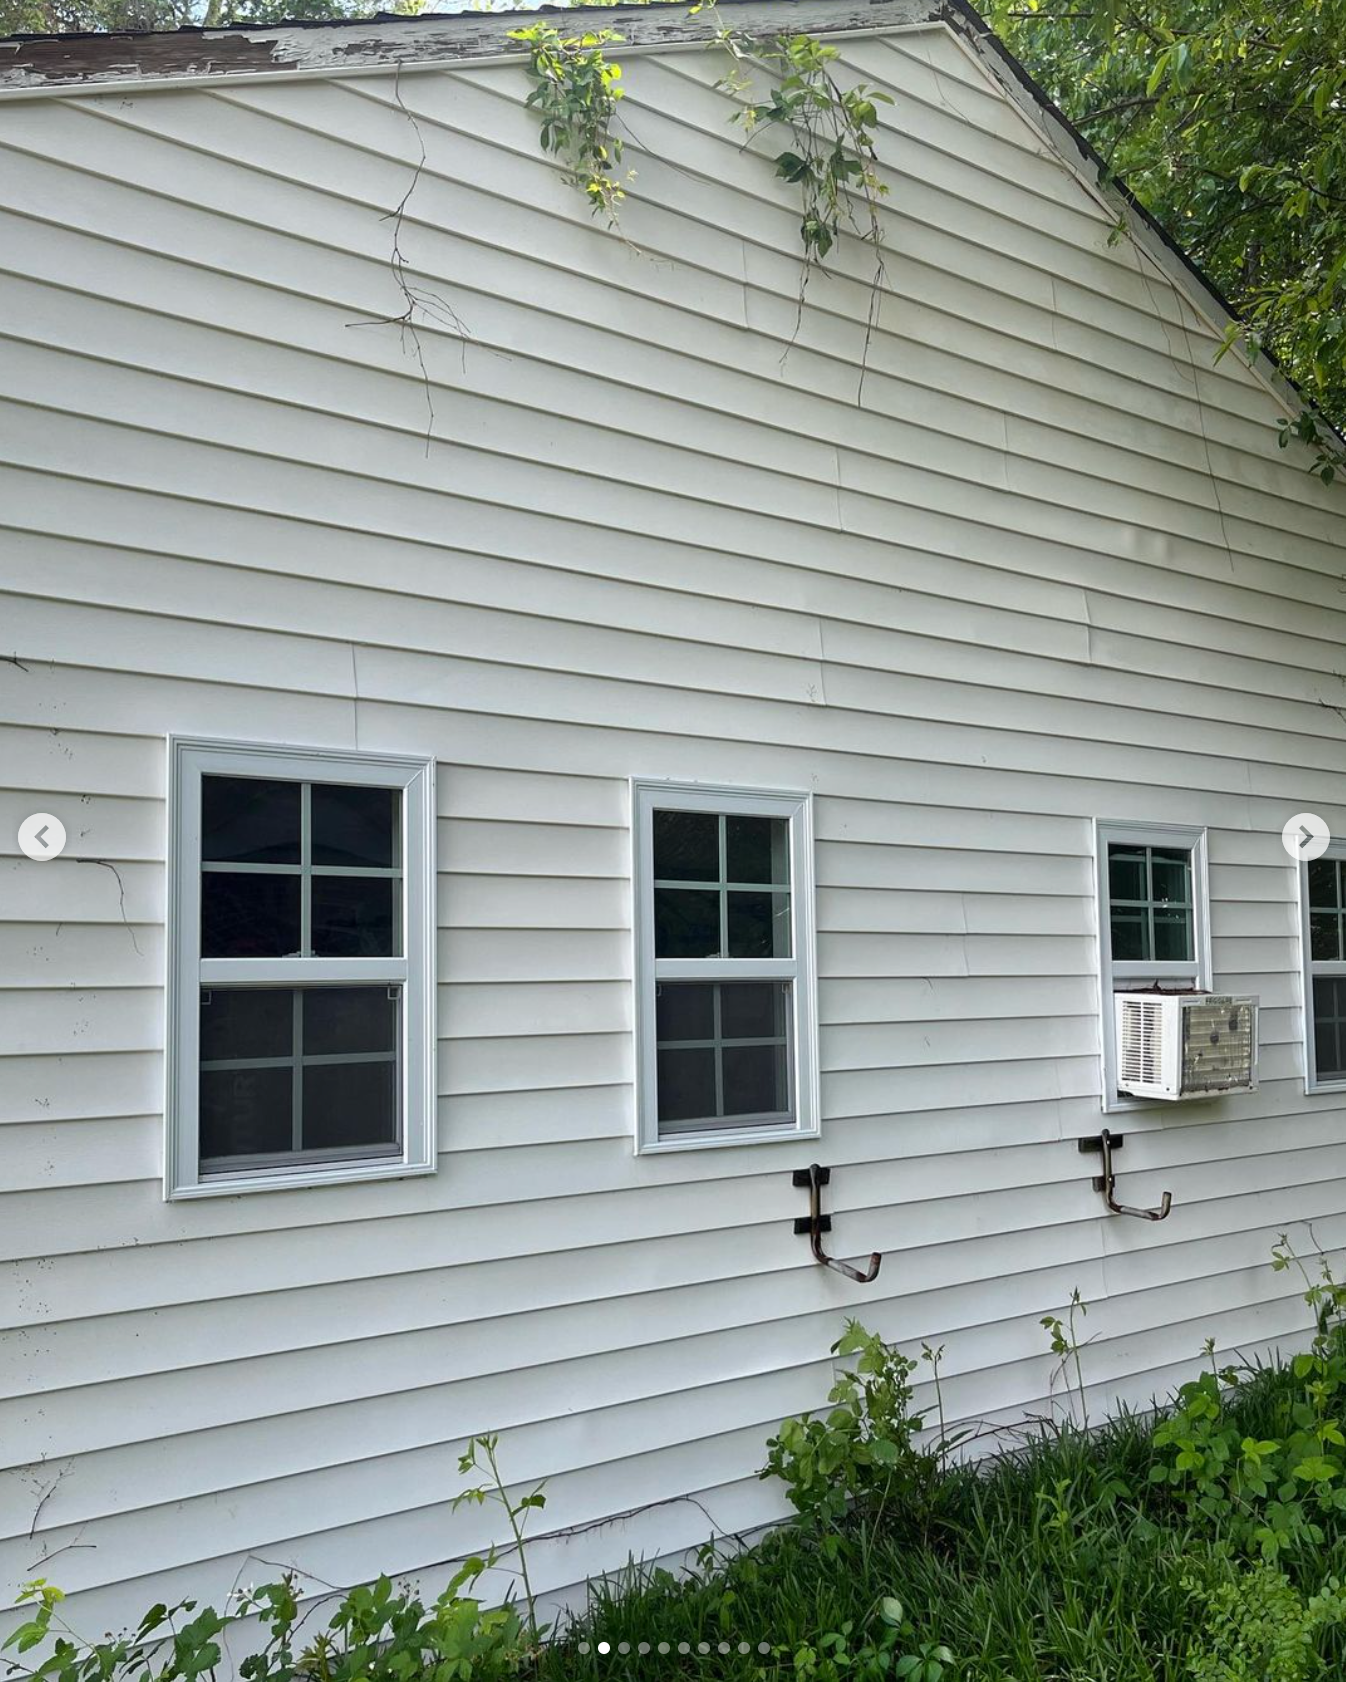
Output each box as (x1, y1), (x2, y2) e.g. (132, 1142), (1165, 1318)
(166, 735), (436, 1199)
(1094, 819), (1212, 1113)
(1299, 839), (1346, 1094)
(632, 778), (819, 1155)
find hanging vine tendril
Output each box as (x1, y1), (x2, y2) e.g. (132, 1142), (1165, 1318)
(508, 23), (631, 224)
(509, 14), (894, 396)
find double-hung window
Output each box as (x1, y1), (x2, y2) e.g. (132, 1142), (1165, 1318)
(632, 780), (818, 1152)
(1095, 820), (1211, 1108)
(1300, 845), (1346, 1091)
(167, 737), (435, 1197)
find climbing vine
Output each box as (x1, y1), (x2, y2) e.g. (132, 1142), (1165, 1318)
(508, 23), (631, 224)
(508, 13), (893, 297)
(714, 28), (891, 272)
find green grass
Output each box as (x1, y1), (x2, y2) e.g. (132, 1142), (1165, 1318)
(535, 1361), (1346, 1681)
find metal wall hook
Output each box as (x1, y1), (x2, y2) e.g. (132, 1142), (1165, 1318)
(1078, 1129), (1172, 1222)
(792, 1164), (882, 1282)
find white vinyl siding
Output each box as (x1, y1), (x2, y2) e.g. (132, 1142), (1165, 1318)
(2, 12), (1346, 1639)
(166, 737), (435, 1196)
(632, 780), (818, 1152)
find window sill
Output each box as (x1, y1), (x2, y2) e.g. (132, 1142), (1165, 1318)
(638, 1122), (819, 1156)
(167, 1156), (435, 1199)
(1101, 1091), (1162, 1116)
(1306, 1079), (1346, 1097)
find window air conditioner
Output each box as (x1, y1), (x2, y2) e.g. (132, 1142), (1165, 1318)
(1114, 991), (1258, 1101)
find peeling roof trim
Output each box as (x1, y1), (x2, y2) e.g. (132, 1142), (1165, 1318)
(0, 0), (942, 95)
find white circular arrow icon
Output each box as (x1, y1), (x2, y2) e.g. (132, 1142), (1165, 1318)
(17, 812), (67, 862)
(1282, 811), (1331, 863)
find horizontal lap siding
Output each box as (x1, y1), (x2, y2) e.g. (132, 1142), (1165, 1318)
(2, 19), (1344, 1627)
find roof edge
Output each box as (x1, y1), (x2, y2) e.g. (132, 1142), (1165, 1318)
(0, 0), (942, 94)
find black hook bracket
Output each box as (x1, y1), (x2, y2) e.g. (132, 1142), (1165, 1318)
(1078, 1129), (1172, 1222)
(792, 1164), (882, 1283)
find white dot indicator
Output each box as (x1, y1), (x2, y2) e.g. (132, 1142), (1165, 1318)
(17, 812), (66, 862)
(1283, 811), (1331, 862)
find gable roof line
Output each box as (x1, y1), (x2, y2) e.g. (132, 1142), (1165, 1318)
(0, 0), (1332, 449)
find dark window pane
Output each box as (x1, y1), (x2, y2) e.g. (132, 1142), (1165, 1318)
(1310, 859), (1341, 910)
(656, 1047), (717, 1123)
(1110, 912), (1147, 962)
(200, 1065), (293, 1161)
(303, 987), (397, 1057)
(303, 1060), (398, 1152)
(727, 891), (790, 958)
(312, 784), (399, 869)
(653, 810), (719, 882)
(202, 776), (300, 865)
(1150, 850), (1191, 906)
(726, 816), (789, 886)
(722, 1043), (788, 1116)
(1316, 1015), (1344, 1082)
(1315, 978), (1346, 1080)
(201, 988), (293, 1062)
(202, 871), (300, 958)
(1153, 911), (1193, 962)
(1311, 914), (1342, 963)
(721, 980), (787, 1040)
(654, 887), (720, 958)
(311, 875), (398, 957)
(656, 981), (714, 1044)
(1108, 847), (1147, 904)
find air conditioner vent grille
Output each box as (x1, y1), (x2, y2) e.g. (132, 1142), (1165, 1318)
(1119, 998), (1165, 1088)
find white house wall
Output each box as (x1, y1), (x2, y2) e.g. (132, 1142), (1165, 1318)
(2, 16), (1345, 1631)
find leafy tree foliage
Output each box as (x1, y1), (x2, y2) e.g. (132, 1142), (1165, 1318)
(986, 0), (1346, 447)
(0, 0), (422, 38)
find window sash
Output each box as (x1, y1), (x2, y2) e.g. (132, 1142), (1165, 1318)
(167, 737), (435, 1198)
(1301, 842), (1346, 1091)
(1095, 820), (1211, 1112)
(632, 779), (818, 1153)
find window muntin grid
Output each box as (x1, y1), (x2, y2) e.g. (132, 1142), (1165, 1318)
(1308, 858), (1346, 962)
(198, 984), (401, 1171)
(652, 810), (791, 960)
(1106, 843), (1194, 963)
(654, 979), (792, 1133)
(201, 776), (402, 959)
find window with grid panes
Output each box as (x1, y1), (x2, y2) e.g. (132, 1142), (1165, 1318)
(1303, 848), (1346, 1087)
(633, 782), (817, 1151)
(167, 739), (435, 1197)
(1094, 821), (1210, 1108)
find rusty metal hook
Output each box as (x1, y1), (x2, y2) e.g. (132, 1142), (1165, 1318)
(792, 1164), (882, 1282)
(1079, 1129), (1172, 1222)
